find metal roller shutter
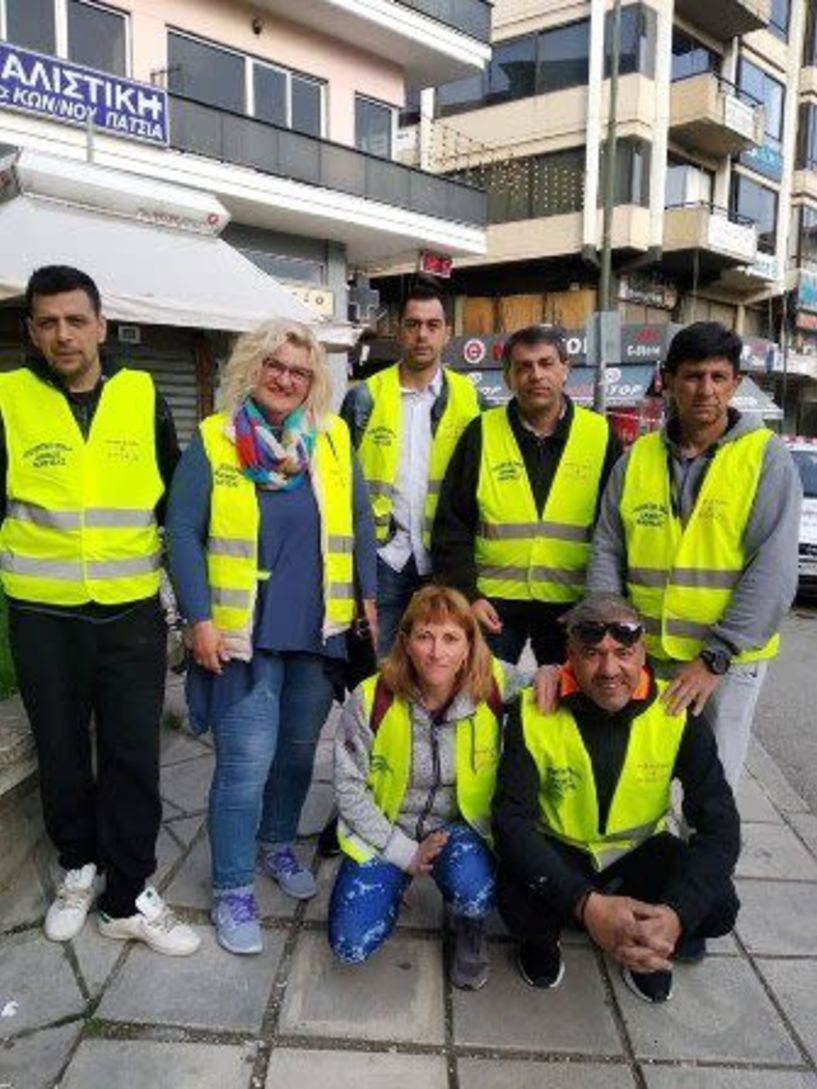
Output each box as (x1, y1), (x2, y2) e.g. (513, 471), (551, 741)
(114, 345), (200, 446)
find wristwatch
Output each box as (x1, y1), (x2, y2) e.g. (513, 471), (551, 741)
(700, 647), (731, 676)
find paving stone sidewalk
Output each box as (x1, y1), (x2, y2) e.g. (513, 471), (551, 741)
(2, 675), (817, 1089)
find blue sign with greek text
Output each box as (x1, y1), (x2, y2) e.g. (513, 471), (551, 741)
(739, 142), (783, 183)
(0, 44), (168, 146)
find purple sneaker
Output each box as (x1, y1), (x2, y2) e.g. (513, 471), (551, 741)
(258, 844), (316, 900)
(211, 887), (262, 954)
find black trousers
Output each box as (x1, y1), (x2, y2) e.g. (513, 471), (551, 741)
(497, 833), (739, 945)
(10, 596), (166, 916)
(485, 600), (570, 666)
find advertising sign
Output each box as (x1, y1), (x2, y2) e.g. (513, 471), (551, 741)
(797, 270), (817, 314)
(739, 143), (783, 183)
(0, 43), (168, 146)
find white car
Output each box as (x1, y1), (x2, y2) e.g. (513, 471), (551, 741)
(786, 438), (817, 595)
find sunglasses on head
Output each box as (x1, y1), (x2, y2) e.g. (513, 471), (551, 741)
(570, 620), (643, 647)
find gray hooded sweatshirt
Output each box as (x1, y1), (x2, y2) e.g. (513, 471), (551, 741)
(587, 408), (802, 659)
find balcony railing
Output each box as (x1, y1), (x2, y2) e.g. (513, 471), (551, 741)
(169, 94), (487, 228)
(395, 0), (491, 42)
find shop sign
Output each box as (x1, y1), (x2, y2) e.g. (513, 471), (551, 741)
(797, 270), (817, 314)
(618, 274), (678, 310)
(748, 251), (780, 282)
(287, 286), (335, 317)
(0, 43), (168, 146)
(419, 251), (453, 278)
(462, 338), (486, 365)
(448, 323), (671, 369)
(740, 143), (784, 183)
(741, 338), (777, 373)
(796, 310), (817, 332)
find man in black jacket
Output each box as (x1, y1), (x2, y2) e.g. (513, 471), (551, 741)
(432, 326), (620, 667)
(493, 593), (740, 1004)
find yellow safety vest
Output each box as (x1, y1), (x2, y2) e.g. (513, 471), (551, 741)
(338, 660), (506, 863)
(475, 405), (608, 602)
(620, 429), (779, 663)
(355, 364), (480, 546)
(200, 412), (355, 653)
(519, 684), (686, 871)
(0, 368), (162, 606)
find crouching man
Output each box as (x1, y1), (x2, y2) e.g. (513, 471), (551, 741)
(493, 593), (740, 1003)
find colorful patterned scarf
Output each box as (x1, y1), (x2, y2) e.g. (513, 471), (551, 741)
(232, 399), (315, 490)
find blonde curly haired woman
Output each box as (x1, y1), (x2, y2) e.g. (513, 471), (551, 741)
(167, 320), (376, 954)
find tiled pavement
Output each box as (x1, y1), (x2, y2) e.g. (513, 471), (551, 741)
(2, 676), (817, 1088)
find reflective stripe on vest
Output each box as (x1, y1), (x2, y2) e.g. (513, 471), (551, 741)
(620, 429), (779, 663)
(0, 368), (162, 606)
(337, 660), (506, 863)
(356, 364), (480, 546)
(199, 412), (356, 644)
(475, 405), (608, 603)
(519, 684), (686, 871)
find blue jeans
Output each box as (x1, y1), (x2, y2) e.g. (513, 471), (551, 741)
(327, 823), (495, 963)
(208, 651), (334, 890)
(376, 555), (426, 657)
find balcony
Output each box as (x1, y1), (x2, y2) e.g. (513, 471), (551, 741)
(670, 74), (764, 158)
(662, 203), (757, 280)
(252, 0), (490, 86)
(720, 251), (782, 291)
(793, 168), (817, 202)
(168, 94), (487, 230)
(673, 0), (769, 40)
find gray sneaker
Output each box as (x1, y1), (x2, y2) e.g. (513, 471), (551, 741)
(450, 916), (489, 991)
(211, 888), (262, 955)
(258, 843), (316, 900)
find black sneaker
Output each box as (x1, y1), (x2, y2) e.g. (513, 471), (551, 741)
(621, 966), (673, 1003)
(674, 936), (707, 964)
(317, 814), (341, 858)
(450, 916), (489, 991)
(516, 940), (564, 989)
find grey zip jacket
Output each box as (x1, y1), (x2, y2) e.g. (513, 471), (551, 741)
(587, 408), (802, 658)
(334, 660), (530, 870)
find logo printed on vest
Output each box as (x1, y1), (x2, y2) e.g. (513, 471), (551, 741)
(543, 765), (581, 802)
(104, 438), (141, 463)
(632, 501), (669, 528)
(559, 459), (593, 482)
(23, 441), (72, 469)
(492, 459), (524, 483)
(368, 425), (395, 448)
(633, 760), (673, 784)
(369, 753), (393, 776)
(696, 497), (729, 528)
(213, 464), (241, 488)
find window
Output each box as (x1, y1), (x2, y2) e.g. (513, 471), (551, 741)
(4, 0), (55, 53)
(168, 33), (244, 113)
(798, 103), (817, 171)
(671, 28), (719, 82)
(399, 88), (421, 128)
(665, 156), (714, 206)
(486, 36), (536, 106)
(537, 19), (590, 95)
(769, 0), (789, 40)
(730, 173), (778, 253)
(797, 205), (817, 266)
(738, 58), (784, 152)
(600, 137), (651, 206)
(67, 1), (126, 75)
(168, 32), (324, 136)
(604, 4), (657, 79)
(458, 147), (584, 224)
(436, 18), (590, 116)
(355, 96), (393, 158)
(805, 1), (817, 67)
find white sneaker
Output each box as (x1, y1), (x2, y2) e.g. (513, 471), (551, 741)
(44, 863), (98, 942)
(97, 886), (201, 956)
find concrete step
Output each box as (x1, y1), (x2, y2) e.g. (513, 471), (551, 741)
(0, 694), (43, 887)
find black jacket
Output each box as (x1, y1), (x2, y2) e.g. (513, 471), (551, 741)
(431, 397), (622, 601)
(492, 672), (741, 933)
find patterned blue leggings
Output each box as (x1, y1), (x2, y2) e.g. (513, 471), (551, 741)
(328, 823), (495, 964)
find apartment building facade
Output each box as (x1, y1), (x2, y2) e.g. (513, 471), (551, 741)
(381, 0), (817, 435)
(0, 0), (489, 436)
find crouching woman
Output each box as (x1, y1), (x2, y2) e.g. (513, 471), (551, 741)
(328, 585), (527, 991)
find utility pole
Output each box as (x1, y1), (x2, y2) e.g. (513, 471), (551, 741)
(594, 0), (622, 414)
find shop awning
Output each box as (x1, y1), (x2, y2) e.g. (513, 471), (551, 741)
(567, 365), (657, 406)
(731, 376), (783, 419)
(0, 195), (355, 347)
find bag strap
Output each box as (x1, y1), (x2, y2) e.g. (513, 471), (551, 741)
(370, 676), (395, 735)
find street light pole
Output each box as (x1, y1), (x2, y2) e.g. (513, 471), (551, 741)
(594, 0), (622, 414)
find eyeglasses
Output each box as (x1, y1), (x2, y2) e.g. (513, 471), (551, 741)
(261, 357), (314, 386)
(569, 621), (643, 647)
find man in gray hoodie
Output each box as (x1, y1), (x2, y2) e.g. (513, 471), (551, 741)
(587, 321), (801, 787)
